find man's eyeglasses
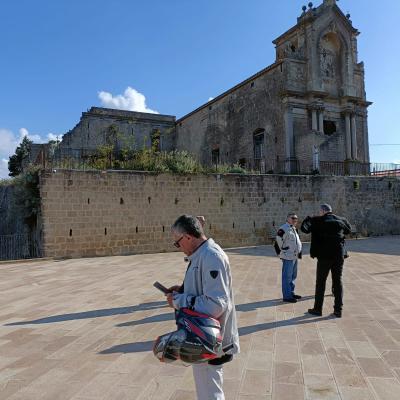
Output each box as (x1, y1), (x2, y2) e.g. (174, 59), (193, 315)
(173, 236), (184, 248)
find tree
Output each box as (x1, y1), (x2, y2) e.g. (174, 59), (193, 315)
(8, 136), (33, 177)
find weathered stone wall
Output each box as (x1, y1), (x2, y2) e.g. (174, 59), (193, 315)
(176, 64), (286, 170)
(59, 107), (176, 153)
(40, 170), (400, 258)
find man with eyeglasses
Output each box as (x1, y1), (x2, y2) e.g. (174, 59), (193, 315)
(166, 215), (239, 400)
(276, 212), (303, 303)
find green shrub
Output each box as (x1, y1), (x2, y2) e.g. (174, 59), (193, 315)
(227, 164), (248, 174)
(163, 151), (202, 174)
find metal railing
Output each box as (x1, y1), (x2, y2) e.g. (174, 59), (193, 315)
(0, 232), (42, 261)
(32, 148), (400, 177)
(370, 163), (400, 177)
(252, 160), (400, 177)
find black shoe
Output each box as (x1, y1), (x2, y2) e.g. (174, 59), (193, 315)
(332, 310), (342, 318)
(307, 308), (322, 316)
(293, 294), (302, 299)
(283, 298), (297, 303)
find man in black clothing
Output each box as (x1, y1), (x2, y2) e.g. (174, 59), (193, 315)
(301, 204), (351, 318)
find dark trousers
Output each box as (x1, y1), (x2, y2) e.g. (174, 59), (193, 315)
(314, 258), (344, 312)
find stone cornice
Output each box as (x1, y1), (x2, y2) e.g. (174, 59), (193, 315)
(84, 107), (176, 124)
(341, 96), (372, 107)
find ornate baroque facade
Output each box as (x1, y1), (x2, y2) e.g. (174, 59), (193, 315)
(55, 0), (371, 174)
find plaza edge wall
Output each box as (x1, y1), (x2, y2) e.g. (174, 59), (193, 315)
(39, 170), (400, 258)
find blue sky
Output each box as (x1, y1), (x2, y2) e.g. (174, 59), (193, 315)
(0, 0), (399, 178)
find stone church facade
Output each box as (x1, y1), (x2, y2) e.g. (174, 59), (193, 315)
(176, 0), (371, 173)
(52, 0), (371, 174)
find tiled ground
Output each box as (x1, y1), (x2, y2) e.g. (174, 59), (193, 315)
(0, 236), (400, 400)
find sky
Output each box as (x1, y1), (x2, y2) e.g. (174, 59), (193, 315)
(0, 0), (399, 178)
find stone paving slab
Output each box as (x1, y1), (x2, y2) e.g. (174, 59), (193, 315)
(0, 236), (399, 400)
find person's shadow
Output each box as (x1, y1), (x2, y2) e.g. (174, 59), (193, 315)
(114, 295), (315, 327)
(236, 295), (314, 312)
(6, 295), (315, 328)
(99, 312), (333, 354)
(5, 301), (167, 326)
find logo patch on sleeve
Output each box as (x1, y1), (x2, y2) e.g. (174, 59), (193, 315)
(210, 270), (219, 279)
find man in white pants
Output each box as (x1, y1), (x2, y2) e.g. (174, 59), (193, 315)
(167, 215), (240, 400)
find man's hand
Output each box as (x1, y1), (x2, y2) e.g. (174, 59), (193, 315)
(166, 292), (175, 308)
(168, 285), (181, 292)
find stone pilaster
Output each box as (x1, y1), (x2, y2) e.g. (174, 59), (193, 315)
(351, 114), (358, 160)
(311, 109), (318, 131)
(318, 109), (324, 134)
(344, 112), (352, 160)
(284, 103), (295, 173)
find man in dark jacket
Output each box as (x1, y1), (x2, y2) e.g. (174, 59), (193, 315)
(301, 204), (351, 318)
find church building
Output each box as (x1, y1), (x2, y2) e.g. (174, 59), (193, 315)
(52, 0), (371, 175)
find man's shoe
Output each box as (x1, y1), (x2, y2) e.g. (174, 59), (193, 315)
(307, 308), (322, 316)
(283, 298), (297, 303)
(293, 294), (302, 299)
(332, 310), (342, 318)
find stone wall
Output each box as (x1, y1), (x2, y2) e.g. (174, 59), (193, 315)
(59, 107), (176, 153)
(40, 170), (400, 258)
(176, 64), (286, 170)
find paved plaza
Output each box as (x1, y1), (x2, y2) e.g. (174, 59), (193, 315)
(1, 236), (400, 400)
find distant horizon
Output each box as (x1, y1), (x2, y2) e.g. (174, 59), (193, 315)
(1, 0), (399, 178)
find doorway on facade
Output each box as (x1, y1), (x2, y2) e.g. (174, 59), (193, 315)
(211, 148), (220, 165)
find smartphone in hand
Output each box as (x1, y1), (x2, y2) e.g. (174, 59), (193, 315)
(153, 281), (171, 295)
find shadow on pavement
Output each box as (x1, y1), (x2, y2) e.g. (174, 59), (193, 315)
(100, 340), (154, 354)
(369, 269), (400, 275)
(7, 295), (317, 327)
(5, 301), (167, 326)
(238, 313), (334, 336)
(117, 296), (316, 327)
(117, 312), (174, 327)
(99, 313), (335, 354)
(236, 296), (314, 312)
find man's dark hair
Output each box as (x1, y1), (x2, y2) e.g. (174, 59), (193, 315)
(172, 215), (203, 238)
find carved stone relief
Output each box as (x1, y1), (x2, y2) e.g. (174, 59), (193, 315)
(320, 47), (336, 79)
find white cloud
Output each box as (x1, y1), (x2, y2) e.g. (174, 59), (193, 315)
(208, 97), (214, 102)
(98, 86), (159, 114)
(0, 127), (61, 179)
(47, 133), (60, 141)
(0, 158), (10, 180)
(0, 128), (20, 156)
